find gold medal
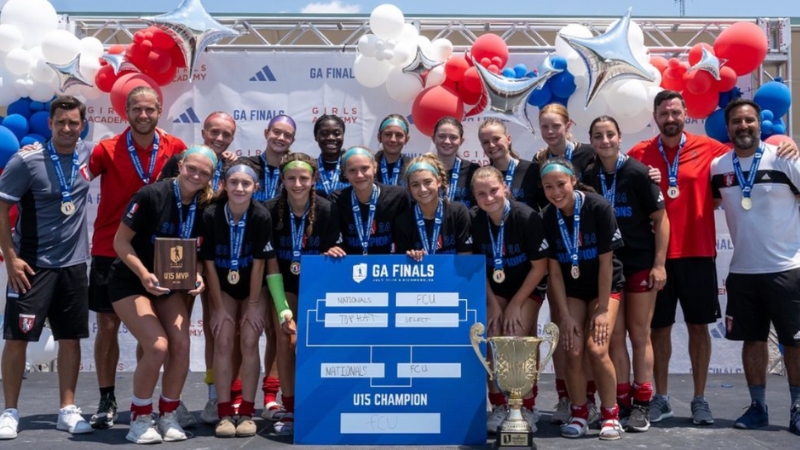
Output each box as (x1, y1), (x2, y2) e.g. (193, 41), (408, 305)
(570, 265), (580, 280)
(667, 186), (680, 199)
(60, 201), (76, 216)
(290, 261), (301, 275)
(492, 269), (506, 284)
(741, 197), (753, 210)
(227, 270), (240, 285)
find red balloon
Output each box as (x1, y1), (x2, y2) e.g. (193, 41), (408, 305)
(677, 61), (690, 75)
(487, 64), (500, 74)
(661, 68), (685, 92)
(461, 66), (482, 94)
(683, 89), (719, 119)
(95, 65), (119, 93)
(471, 33), (509, 68)
(109, 73), (163, 120)
(716, 66), (738, 92)
(464, 50), (474, 67)
(688, 43), (714, 66)
(650, 55), (669, 74)
(684, 70), (714, 95)
(145, 48), (172, 74)
(714, 22), (768, 76)
(133, 31), (144, 44)
(109, 44), (125, 55)
(148, 63), (178, 87)
(150, 28), (175, 50)
(667, 57), (681, 70)
(170, 45), (186, 68)
(411, 86), (465, 137)
(126, 45), (147, 69)
(442, 77), (458, 92)
(491, 56), (503, 67)
(457, 81), (482, 105)
(444, 56), (469, 82)
(765, 134), (797, 148)
(480, 57), (491, 68)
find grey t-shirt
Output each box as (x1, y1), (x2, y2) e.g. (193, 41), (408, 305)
(0, 140), (93, 268)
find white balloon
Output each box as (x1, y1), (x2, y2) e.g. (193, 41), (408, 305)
(79, 54), (101, 84)
(76, 84), (103, 101)
(0, 24), (23, 52)
(567, 85), (609, 127)
(566, 52), (587, 77)
(378, 49), (394, 61)
(12, 75), (31, 97)
(389, 40), (415, 67)
(604, 79), (648, 119)
(555, 24), (592, 58)
(41, 30), (82, 65)
(385, 66), (422, 102)
(353, 54), (392, 88)
(4, 47), (33, 76)
(399, 23), (419, 41)
(0, 71), (21, 105)
(618, 105), (654, 134)
(79, 37), (105, 60)
(369, 4), (405, 40)
(0, 0), (59, 49)
(606, 18), (645, 50)
(425, 65), (446, 87)
(357, 34), (378, 57)
(429, 38), (453, 62)
(416, 35), (432, 58)
(29, 46), (54, 83)
(384, 39), (397, 50)
(644, 85), (663, 113)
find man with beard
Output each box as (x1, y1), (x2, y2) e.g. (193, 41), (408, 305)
(87, 86), (188, 430)
(159, 111), (238, 185)
(710, 98), (800, 435)
(628, 90), (796, 427)
(0, 97), (93, 439)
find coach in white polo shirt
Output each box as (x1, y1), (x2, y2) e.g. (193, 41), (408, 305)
(711, 97), (800, 436)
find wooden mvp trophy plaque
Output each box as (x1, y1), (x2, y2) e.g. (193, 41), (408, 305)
(154, 237), (197, 290)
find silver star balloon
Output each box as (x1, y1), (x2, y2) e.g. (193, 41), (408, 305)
(141, 0), (240, 82)
(101, 53), (140, 76)
(688, 46), (721, 81)
(466, 56), (562, 134)
(559, 9), (654, 107)
(402, 46), (443, 84)
(47, 54), (94, 93)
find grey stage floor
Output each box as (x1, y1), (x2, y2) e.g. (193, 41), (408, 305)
(1, 372), (798, 449)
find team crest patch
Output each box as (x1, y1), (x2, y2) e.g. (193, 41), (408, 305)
(126, 203), (139, 218)
(19, 314), (35, 334)
(724, 173), (735, 187)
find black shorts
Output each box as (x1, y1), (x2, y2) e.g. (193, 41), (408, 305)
(725, 268), (800, 347)
(3, 263), (89, 341)
(108, 263), (156, 303)
(89, 256), (116, 313)
(652, 257), (721, 328)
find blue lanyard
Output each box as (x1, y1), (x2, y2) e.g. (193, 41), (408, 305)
(172, 180), (197, 239)
(549, 141), (575, 161)
(447, 158), (461, 201)
(732, 143), (765, 201)
(658, 134), (685, 190)
(211, 159), (223, 191)
(224, 203), (247, 271)
(318, 154), (343, 196)
(380, 155), (402, 186)
(414, 200), (444, 255)
(556, 191), (583, 270)
(352, 185), (379, 255)
(503, 159), (517, 190)
(46, 141), (79, 205)
(289, 202), (310, 262)
(126, 130), (159, 185)
(599, 154), (626, 209)
(258, 153), (281, 201)
(487, 199), (511, 271)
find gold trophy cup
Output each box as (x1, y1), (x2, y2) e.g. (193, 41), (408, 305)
(470, 322), (559, 449)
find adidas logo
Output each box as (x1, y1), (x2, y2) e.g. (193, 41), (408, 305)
(710, 320), (726, 339)
(612, 228), (622, 241)
(250, 65), (277, 82)
(794, 330), (800, 340)
(639, 279), (649, 287)
(657, 192), (664, 202)
(264, 242), (273, 252)
(762, 173), (771, 181)
(539, 239), (549, 252)
(465, 236), (473, 245)
(173, 107), (200, 124)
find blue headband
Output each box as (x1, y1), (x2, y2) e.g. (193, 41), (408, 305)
(379, 117), (409, 134)
(406, 162), (439, 177)
(268, 114), (296, 130)
(540, 163), (575, 177)
(184, 145), (218, 166)
(225, 164), (259, 181)
(342, 147), (373, 165)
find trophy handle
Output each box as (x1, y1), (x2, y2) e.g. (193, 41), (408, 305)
(469, 323), (493, 380)
(538, 322), (560, 375)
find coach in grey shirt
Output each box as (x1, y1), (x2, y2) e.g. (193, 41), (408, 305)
(0, 96), (94, 440)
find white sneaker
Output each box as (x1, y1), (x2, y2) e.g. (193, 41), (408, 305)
(56, 405), (93, 434)
(175, 402), (197, 429)
(274, 413), (294, 436)
(552, 397), (571, 424)
(200, 399), (218, 424)
(487, 404), (509, 434)
(157, 411), (187, 442)
(126, 414), (162, 444)
(0, 409), (19, 440)
(261, 402), (288, 421)
(521, 407), (539, 433)
(588, 402), (601, 426)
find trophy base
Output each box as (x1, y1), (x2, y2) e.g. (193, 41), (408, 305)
(493, 429), (536, 449)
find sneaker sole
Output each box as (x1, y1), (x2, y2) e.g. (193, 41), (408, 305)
(90, 414), (118, 429)
(236, 431), (257, 437)
(629, 423), (651, 432)
(162, 435), (188, 442)
(733, 422), (767, 429)
(650, 411), (673, 423)
(693, 418), (715, 425)
(126, 434), (163, 444)
(599, 433), (622, 440)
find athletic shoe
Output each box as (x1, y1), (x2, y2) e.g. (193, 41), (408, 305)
(57, 405), (93, 434)
(215, 416), (236, 438)
(561, 417), (588, 438)
(587, 402), (600, 427)
(691, 397), (715, 425)
(0, 409), (19, 440)
(90, 396), (118, 429)
(175, 402), (197, 429)
(521, 407), (539, 433)
(734, 401), (768, 429)
(261, 402), (288, 421)
(649, 395), (673, 423)
(789, 403), (800, 436)
(618, 404), (632, 427)
(200, 399), (218, 424)
(627, 403), (651, 432)
(235, 416), (257, 437)
(274, 412), (294, 436)
(487, 405), (509, 434)
(599, 419), (624, 440)
(551, 398), (571, 424)
(157, 411), (187, 441)
(126, 414), (162, 444)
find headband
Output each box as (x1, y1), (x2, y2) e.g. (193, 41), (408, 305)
(269, 114), (296, 131)
(225, 164), (259, 181)
(184, 145), (218, 167)
(379, 117), (409, 134)
(540, 162), (575, 177)
(342, 147), (373, 165)
(406, 162), (439, 177)
(283, 161), (315, 173)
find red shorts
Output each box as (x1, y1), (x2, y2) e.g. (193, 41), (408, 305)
(529, 292), (544, 303)
(624, 269), (652, 294)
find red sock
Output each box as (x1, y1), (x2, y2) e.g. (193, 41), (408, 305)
(523, 385), (538, 410)
(238, 400), (255, 417)
(555, 379), (569, 399)
(632, 381), (654, 404)
(131, 402), (153, 421)
(262, 376), (280, 405)
(586, 380), (597, 405)
(601, 404), (619, 421)
(570, 402), (589, 420)
(158, 396), (180, 417)
(282, 395), (295, 414)
(616, 383), (632, 409)
(217, 401), (234, 418)
(488, 392), (507, 406)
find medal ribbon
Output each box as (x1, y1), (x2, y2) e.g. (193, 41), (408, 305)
(211, 159), (223, 191)
(658, 133), (685, 192)
(414, 200), (444, 255)
(224, 203), (248, 272)
(126, 130), (159, 185)
(318, 154), (342, 196)
(504, 159), (517, 190)
(446, 158), (461, 201)
(258, 153), (281, 200)
(487, 199), (511, 272)
(289, 202), (310, 263)
(380, 155), (402, 186)
(172, 180), (197, 239)
(46, 141), (79, 206)
(548, 141), (575, 161)
(352, 185), (379, 255)
(732, 143), (765, 202)
(556, 191), (583, 271)
(599, 154), (626, 209)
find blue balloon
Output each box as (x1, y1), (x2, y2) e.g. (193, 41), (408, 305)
(550, 55), (568, 71)
(0, 126), (20, 169)
(525, 71), (536, 78)
(753, 80), (791, 118)
(773, 118), (786, 135)
(20, 134), (46, 147)
(761, 119), (774, 135)
(760, 110), (774, 121)
(29, 101), (46, 112)
(7, 98), (32, 120)
(550, 96), (570, 106)
(29, 111), (51, 140)
(527, 84), (553, 108)
(550, 71), (577, 99)
(81, 121), (90, 140)
(0, 116), (3, 126)
(501, 68), (516, 78)
(2, 114), (29, 141)
(513, 64), (528, 78)
(718, 87), (743, 109)
(704, 109), (728, 143)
